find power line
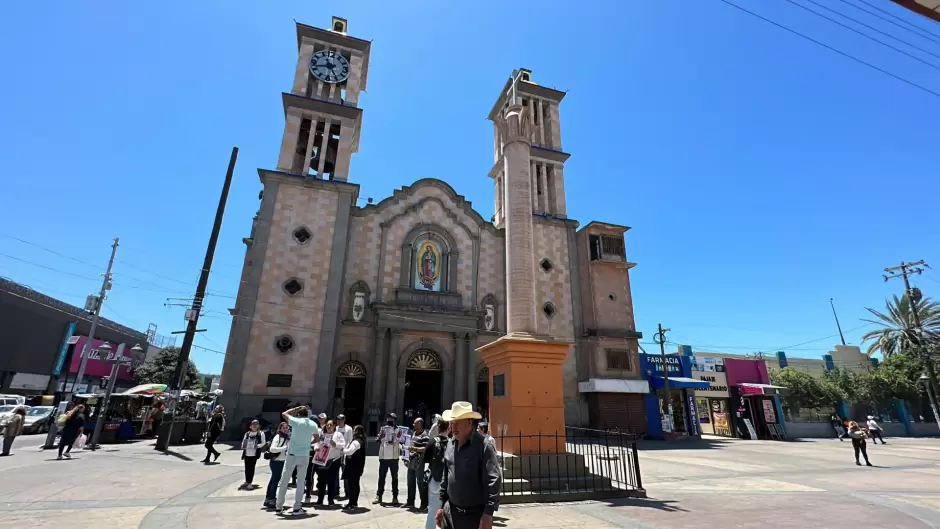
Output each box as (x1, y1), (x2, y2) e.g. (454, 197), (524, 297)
(0, 252), (102, 282)
(714, 0), (940, 98)
(789, 0), (940, 65)
(847, 0), (940, 41)
(0, 232), (104, 271)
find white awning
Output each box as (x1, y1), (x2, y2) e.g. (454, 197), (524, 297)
(739, 383), (786, 390)
(578, 378), (650, 394)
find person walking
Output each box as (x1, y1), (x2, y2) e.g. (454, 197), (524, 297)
(1, 406), (26, 456)
(276, 405), (319, 516)
(435, 402), (501, 529)
(150, 401), (166, 438)
(335, 414), (353, 497)
(314, 420), (346, 506)
(847, 422), (872, 467)
(404, 417), (430, 511)
(240, 419), (266, 489)
(202, 406), (225, 463)
(423, 417), (450, 529)
(866, 415), (887, 444)
(57, 404), (86, 460)
(374, 412), (401, 505)
(342, 425), (366, 511)
(263, 422), (290, 509)
(829, 414), (845, 441)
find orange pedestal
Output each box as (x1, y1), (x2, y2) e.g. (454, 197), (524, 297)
(476, 335), (570, 454)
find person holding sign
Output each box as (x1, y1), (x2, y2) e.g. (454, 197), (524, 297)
(373, 412), (402, 505)
(313, 420), (346, 506)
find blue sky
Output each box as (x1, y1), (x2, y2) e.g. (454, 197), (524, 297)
(2, 0), (940, 374)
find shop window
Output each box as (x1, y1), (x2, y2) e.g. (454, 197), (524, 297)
(606, 349), (631, 370)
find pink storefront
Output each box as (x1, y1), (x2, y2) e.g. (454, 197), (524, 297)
(66, 336), (137, 390)
(724, 359), (788, 440)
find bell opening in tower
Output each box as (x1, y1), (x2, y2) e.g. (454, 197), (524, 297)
(295, 118), (340, 180)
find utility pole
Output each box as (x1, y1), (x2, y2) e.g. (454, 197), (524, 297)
(161, 147), (238, 452)
(884, 260), (940, 430)
(44, 237), (119, 449)
(830, 298), (847, 346)
(654, 323), (673, 433)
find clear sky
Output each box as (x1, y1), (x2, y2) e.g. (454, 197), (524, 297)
(2, 0), (940, 375)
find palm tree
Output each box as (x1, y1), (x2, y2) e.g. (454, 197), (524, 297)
(862, 294), (940, 358)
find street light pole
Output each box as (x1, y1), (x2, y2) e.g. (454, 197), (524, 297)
(44, 237), (119, 449)
(88, 343), (142, 450)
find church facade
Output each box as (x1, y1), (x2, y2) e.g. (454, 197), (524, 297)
(219, 18), (648, 433)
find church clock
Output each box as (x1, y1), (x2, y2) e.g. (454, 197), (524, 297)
(309, 50), (350, 84)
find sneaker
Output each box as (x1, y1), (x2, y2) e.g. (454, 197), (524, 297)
(64, 453), (71, 459)
(391, 496), (400, 505)
(372, 496), (382, 504)
(866, 462), (873, 467)
(275, 507), (284, 515)
(213, 453), (220, 462)
(291, 508), (306, 516)
(263, 500), (275, 509)
(402, 503), (415, 509)
(328, 499), (336, 506)
(57, 455), (63, 460)
(856, 461), (861, 466)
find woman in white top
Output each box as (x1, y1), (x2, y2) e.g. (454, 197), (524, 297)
(314, 420), (346, 505)
(241, 419), (267, 489)
(263, 422), (290, 509)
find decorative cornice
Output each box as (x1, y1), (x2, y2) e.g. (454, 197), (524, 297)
(354, 178), (503, 236)
(494, 104), (530, 145)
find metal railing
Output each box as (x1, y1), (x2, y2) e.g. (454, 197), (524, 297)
(494, 426), (643, 503)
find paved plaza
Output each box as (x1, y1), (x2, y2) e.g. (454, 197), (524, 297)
(2, 433), (940, 528)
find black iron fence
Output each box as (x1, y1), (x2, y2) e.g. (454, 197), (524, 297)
(494, 426), (643, 503)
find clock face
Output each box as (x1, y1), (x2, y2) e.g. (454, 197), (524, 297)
(309, 50), (350, 84)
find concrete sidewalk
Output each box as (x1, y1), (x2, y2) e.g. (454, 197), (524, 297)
(2, 434), (940, 528)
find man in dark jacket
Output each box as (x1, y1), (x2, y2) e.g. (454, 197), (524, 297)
(436, 402), (501, 529)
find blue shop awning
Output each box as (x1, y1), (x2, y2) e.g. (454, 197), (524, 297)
(648, 376), (710, 390)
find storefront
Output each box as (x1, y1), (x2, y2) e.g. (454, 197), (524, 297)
(724, 358), (788, 440)
(639, 354), (710, 439)
(689, 357), (733, 437)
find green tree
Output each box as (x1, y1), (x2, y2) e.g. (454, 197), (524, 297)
(771, 367), (844, 410)
(134, 346), (201, 390)
(823, 367), (867, 405)
(862, 294), (940, 358)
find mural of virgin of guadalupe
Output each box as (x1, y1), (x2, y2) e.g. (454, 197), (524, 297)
(415, 241), (441, 291)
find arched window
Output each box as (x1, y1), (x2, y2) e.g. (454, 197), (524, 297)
(401, 224), (458, 293)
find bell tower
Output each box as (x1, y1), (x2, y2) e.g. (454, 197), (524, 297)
(489, 69), (569, 227)
(276, 17), (371, 181)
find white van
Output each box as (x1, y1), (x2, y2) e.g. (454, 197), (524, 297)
(0, 395), (26, 406)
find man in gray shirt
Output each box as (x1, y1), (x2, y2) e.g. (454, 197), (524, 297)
(436, 402), (501, 529)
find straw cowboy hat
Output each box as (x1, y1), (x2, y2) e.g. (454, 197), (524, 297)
(442, 401), (482, 422)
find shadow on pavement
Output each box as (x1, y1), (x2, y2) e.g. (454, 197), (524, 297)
(637, 438), (735, 451)
(160, 450), (194, 462)
(600, 496), (688, 513)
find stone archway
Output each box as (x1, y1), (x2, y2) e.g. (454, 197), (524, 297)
(403, 349), (442, 425)
(335, 360), (367, 426)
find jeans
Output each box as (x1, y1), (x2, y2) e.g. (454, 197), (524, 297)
(406, 466), (428, 507)
(377, 458), (399, 498)
(244, 456), (259, 484)
(1, 435), (14, 456)
(347, 473), (362, 507)
(266, 459), (285, 501)
(869, 429), (886, 443)
(204, 434), (220, 460)
(316, 458), (341, 500)
(425, 479), (442, 529)
(277, 454), (310, 510)
(852, 438), (870, 463)
(58, 431), (78, 457)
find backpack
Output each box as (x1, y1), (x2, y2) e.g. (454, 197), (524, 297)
(56, 412), (68, 428)
(428, 436), (449, 483)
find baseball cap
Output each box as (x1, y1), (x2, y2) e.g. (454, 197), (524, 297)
(318, 413), (327, 419)
(337, 414), (346, 420)
(388, 412), (397, 419)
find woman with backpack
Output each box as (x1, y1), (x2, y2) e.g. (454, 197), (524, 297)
(342, 425), (366, 511)
(263, 422), (290, 509)
(240, 419), (266, 489)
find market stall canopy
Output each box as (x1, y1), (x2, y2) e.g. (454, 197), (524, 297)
(123, 384), (167, 395)
(648, 376), (710, 390)
(738, 383), (786, 396)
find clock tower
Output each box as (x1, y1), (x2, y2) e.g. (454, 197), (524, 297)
(276, 16), (371, 181)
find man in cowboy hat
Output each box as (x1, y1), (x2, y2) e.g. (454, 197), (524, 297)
(436, 402), (501, 529)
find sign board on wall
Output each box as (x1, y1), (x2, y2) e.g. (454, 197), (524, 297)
(693, 371), (731, 398)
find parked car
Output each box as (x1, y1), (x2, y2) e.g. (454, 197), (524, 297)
(23, 406), (54, 434)
(0, 394), (26, 406)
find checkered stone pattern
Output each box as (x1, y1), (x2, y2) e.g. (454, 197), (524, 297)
(334, 327), (373, 370)
(533, 222), (575, 342)
(342, 215), (382, 313)
(241, 184), (340, 394)
(477, 229), (506, 318)
(379, 188), (477, 308)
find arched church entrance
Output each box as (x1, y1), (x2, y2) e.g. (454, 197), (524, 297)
(477, 367), (489, 417)
(403, 350), (442, 425)
(335, 361), (367, 426)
